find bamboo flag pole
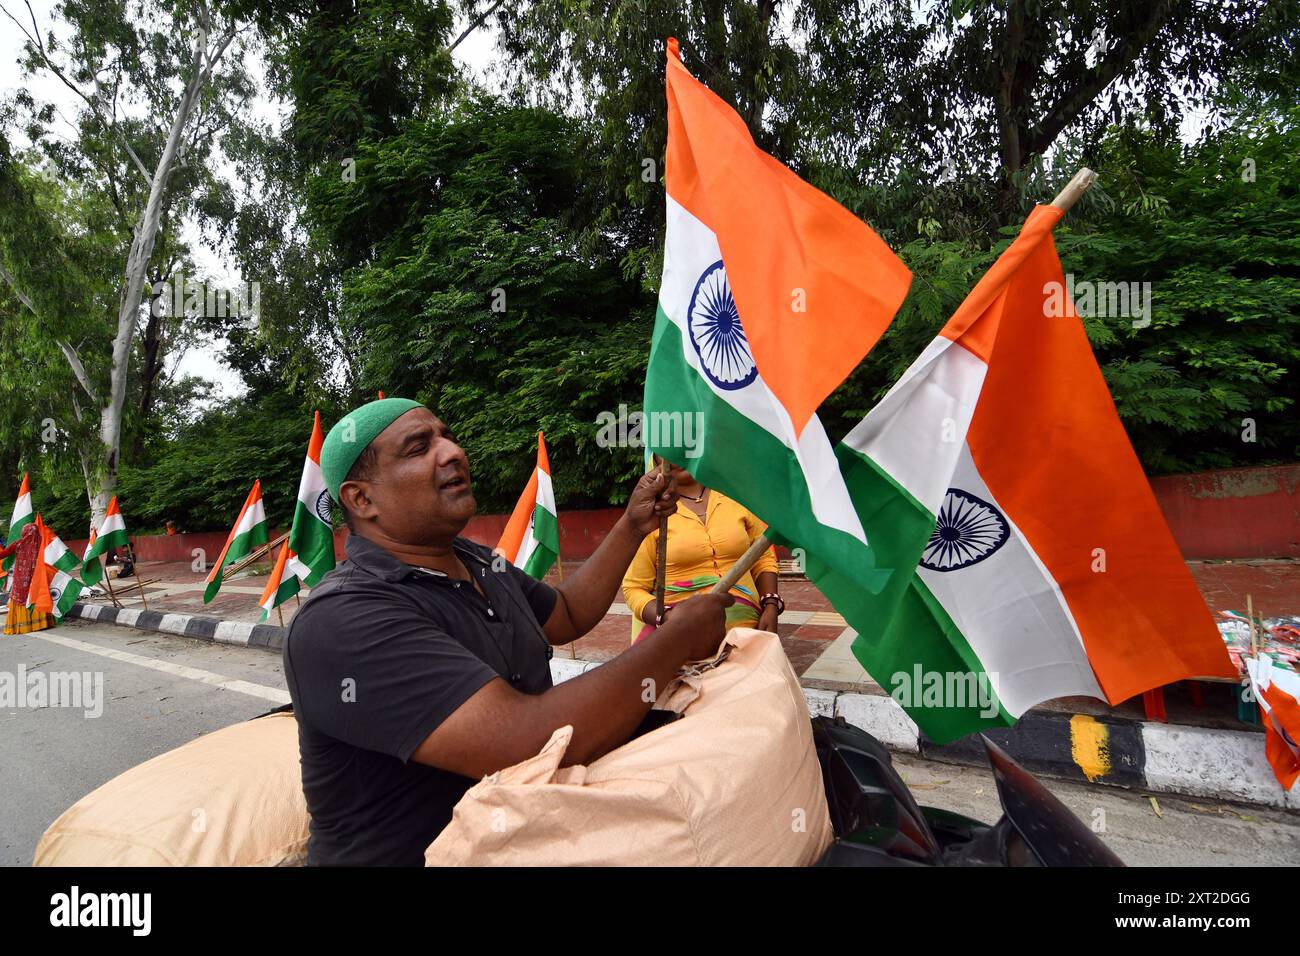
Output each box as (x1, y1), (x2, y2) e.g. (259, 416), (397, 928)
(129, 536), (148, 610)
(99, 553), (121, 608)
(1049, 167), (1097, 213)
(222, 531), (287, 581)
(709, 168), (1100, 598)
(554, 555), (577, 658)
(653, 458), (669, 622)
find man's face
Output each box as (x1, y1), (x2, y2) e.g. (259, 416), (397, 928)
(356, 407), (476, 543)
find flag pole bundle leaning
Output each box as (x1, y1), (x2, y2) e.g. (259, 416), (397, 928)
(204, 480), (269, 603)
(644, 36), (912, 600)
(258, 411), (335, 621)
(496, 431), (560, 580)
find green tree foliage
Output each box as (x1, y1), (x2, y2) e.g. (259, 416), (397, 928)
(312, 96), (655, 509)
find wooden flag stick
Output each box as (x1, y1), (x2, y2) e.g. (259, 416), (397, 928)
(276, 603), (285, 628)
(222, 531), (287, 581)
(130, 537), (148, 610)
(710, 533), (772, 596)
(1247, 593), (1258, 660)
(653, 458), (669, 624)
(99, 553), (121, 608)
(554, 556), (577, 658)
(1050, 167), (1098, 213)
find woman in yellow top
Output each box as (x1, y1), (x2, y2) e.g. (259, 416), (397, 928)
(622, 458), (782, 644)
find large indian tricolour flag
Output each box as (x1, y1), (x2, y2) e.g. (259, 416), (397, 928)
(497, 432), (560, 579)
(644, 38), (912, 587)
(835, 203), (1236, 742)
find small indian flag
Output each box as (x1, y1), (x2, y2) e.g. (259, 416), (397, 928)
(497, 432), (560, 579)
(80, 527), (102, 586)
(30, 517), (85, 620)
(82, 496), (129, 582)
(258, 543), (311, 621)
(204, 480), (270, 603)
(1246, 656), (1300, 791)
(645, 39), (911, 595)
(4, 472), (33, 576)
(832, 203), (1235, 742)
(288, 411), (336, 587)
(42, 521), (82, 576)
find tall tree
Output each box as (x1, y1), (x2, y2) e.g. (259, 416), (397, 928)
(0, 0), (251, 524)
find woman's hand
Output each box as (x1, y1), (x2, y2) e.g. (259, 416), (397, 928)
(757, 605), (779, 634)
(643, 600), (672, 625)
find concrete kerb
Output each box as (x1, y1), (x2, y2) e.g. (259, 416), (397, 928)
(65, 601), (1299, 810)
(64, 602), (283, 651)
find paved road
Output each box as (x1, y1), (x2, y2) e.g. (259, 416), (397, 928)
(3, 620), (1298, 867)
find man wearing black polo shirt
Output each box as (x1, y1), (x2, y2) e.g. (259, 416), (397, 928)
(284, 398), (733, 865)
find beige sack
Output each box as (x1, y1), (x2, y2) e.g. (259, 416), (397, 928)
(426, 628), (833, 866)
(34, 712), (308, 867)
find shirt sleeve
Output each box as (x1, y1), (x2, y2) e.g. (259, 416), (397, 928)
(286, 591), (501, 763)
(621, 531), (658, 622)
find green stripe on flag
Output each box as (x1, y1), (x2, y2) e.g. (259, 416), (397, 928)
(833, 443), (1015, 742)
(204, 521), (270, 603)
(644, 310), (888, 590)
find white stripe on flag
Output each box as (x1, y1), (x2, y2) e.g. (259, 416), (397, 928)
(916, 444), (1103, 716)
(660, 195), (866, 546)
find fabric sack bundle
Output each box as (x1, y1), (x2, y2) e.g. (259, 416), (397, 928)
(426, 628), (833, 866)
(34, 711), (308, 867)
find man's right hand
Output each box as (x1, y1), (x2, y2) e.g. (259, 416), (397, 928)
(656, 591), (734, 661)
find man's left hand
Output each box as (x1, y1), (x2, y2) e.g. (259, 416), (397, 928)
(624, 469), (679, 536)
(757, 605), (779, 634)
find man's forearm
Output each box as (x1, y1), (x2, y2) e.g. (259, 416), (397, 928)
(530, 624), (691, 766)
(550, 515), (646, 639)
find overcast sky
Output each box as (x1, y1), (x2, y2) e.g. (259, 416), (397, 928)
(0, 0), (499, 402)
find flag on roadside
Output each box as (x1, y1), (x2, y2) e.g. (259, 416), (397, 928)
(258, 542), (310, 622)
(82, 496), (130, 583)
(1246, 656), (1300, 791)
(80, 527), (102, 586)
(644, 38), (912, 585)
(4, 472), (33, 576)
(203, 480), (270, 603)
(288, 411), (336, 587)
(497, 432), (560, 579)
(41, 518), (82, 577)
(830, 203), (1235, 743)
(28, 516), (85, 620)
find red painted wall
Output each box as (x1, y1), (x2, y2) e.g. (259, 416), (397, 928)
(61, 464), (1299, 564)
(1149, 464), (1300, 560)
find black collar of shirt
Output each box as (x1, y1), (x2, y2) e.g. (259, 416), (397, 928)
(344, 532), (491, 584)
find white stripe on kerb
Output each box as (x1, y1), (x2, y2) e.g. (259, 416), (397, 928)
(917, 444), (1102, 717)
(215, 621), (254, 646)
(658, 195), (867, 547)
(36, 633), (290, 704)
